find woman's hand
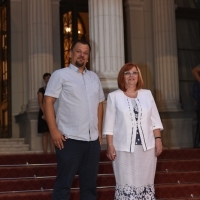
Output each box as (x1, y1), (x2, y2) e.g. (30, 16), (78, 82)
(106, 145), (116, 161)
(155, 138), (163, 156)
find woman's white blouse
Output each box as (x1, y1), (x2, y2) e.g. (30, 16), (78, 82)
(103, 89), (163, 152)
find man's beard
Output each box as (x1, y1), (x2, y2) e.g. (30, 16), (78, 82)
(75, 59), (85, 68)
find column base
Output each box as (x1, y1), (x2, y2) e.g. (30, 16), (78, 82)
(101, 78), (118, 98)
(157, 100), (182, 112)
(160, 111), (195, 149)
(15, 111), (44, 152)
(27, 99), (39, 112)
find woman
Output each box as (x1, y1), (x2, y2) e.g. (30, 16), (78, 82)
(37, 72), (54, 153)
(103, 63), (163, 199)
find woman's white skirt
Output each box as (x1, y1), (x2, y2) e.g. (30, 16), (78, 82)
(113, 145), (157, 200)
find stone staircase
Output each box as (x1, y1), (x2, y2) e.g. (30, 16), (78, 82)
(0, 149), (200, 199)
(0, 138), (30, 154)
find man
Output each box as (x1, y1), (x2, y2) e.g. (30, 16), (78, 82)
(192, 64), (200, 148)
(44, 39), (105, 200)
(192, 64), (200, 83)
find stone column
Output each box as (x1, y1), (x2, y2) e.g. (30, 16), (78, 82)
(88, 0), (125, 95)
(124, 0), (156, 93)
(153, 0), (181, 112)
(27, 0), (54, 111)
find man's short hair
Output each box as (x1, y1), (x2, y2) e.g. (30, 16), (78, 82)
(71, 39), (91, 52)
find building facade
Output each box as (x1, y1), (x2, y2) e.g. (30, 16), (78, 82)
(0, 0), (200, 151)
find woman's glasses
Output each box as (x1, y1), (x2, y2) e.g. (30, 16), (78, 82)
(124, 71), (139, 76)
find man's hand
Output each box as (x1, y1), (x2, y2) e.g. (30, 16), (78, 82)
(98, 132), (102, 145)
(44, 96), (66, 150)
(51, 129), (66, 150)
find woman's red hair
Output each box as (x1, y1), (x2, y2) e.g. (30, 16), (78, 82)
(117, 63), (144, 91)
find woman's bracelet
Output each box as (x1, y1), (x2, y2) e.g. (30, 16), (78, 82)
(108, 143), (113, 146)
(155, 136), (161, 140)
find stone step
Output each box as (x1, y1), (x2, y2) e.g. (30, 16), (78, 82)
(0, 138), (25, 145)
(0, 138), (31, 154)
(0, 185), (200, 200)
(0, 144), (30, 152)
(0, 149), (200, 199)
(0, 150), (43, 155)
(2, 171), (200, 192)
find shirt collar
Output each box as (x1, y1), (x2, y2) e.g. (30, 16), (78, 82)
(69, 63), (87, 74)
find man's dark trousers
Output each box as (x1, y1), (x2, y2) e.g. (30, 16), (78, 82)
(52, 138), (100, 200)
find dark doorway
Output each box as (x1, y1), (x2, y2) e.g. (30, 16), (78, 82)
(176, 7), (200, 111)
(60, 0), (89, 68)
(0, 0), (11, 138)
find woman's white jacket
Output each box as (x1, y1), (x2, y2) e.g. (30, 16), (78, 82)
(103, 89), (163, 152)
